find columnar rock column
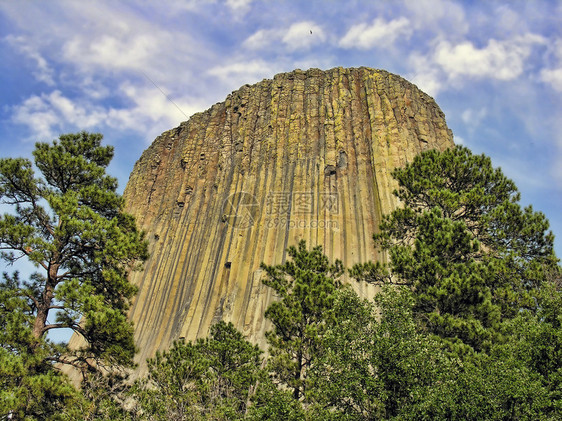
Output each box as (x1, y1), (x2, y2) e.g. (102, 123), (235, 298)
(123, 67), (454, 369)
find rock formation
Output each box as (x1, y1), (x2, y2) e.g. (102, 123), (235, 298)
(122, 67), (454, 370)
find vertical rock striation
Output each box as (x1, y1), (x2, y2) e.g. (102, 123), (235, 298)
(123, 67), (454, 370)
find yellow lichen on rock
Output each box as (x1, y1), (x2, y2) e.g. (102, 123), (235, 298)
(121, 67), (454, 375)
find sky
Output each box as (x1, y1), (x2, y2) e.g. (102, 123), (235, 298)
(1, 0), (561, 262)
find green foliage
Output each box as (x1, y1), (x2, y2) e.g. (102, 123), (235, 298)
(0, 340), (82, 420)
(127, 142), (562, 419)
(0, 132), (147, 418)
(131, 321), (264, 420)
(402, 342), (555, 420)
(0, 272), (72, 420)
(79, 371), (133, 420)
(355, 145), (559, 352)
(4, 138), (558, 419)
(130, 238), (561, 420)
(245, 379), (306, 421)
(307, 286), (455, 419)
(489, 283), (562, 416)
(337, 145), (562, 418)
(261, 240), (344, 401)
(307, 285), (560, 420)
(306, 286), (384, 419)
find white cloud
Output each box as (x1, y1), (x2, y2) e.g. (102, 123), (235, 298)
(110, 83), (198, 131)
(494, 4), (525, 35)
(401, 0), (467, 35)
(48, 91), (106, 127)
(11, 95), (61, 140)
(461, 107), (487, 127)
(407, 53), (444, 97)
(540, 39), (562, 91)
(339, 17), (412, 50)
(63, 33), (163, 73)
(11, 91), (108, 140)
(10, 87), (199, 143)
(1, 1), (200, 87)
(243, 21), (326, 52)
(434, 34), (546, 82)
(225, 0), (253, 15)
(1, 1), (208, 144)
(541, 68), (562, 91)
(407, 32), (548, 97)
(4, 35), (55, 85)
(79, 76), (112, 100)
(411, 74), (442, 97)
(243, 28), (278, 50)
(208, 59), (273, 88)
(226, 0), (251, 9)
(282, 21), (326, 51)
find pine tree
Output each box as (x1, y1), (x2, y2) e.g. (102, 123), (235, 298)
(261, 240), (344, 401)
(132, 321), (264, 420)
(306, 286), (557, 419)
(0, 132), (147, 418)
(355, 145), (560, 352)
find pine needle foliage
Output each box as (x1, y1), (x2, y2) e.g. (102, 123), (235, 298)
(0, 132), (148, 419)
(261, 240), (344, 401)
(354, 145), (559, 353)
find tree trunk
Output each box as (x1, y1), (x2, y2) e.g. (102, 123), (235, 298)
(293, 351), (303, 400)
(32, 265), (58, 341)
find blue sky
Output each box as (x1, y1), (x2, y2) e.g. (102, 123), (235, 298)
(1, 0), (561, 258)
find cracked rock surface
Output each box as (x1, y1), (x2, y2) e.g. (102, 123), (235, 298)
(119, 67), (454, 373)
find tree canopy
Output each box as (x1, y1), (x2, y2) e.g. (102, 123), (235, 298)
(3, 139), (561, 419)
(260, 240), (344, 401)
(132, 321), (271, 420)
(0, 132), (147, 419)
(354, 145), (559, 353)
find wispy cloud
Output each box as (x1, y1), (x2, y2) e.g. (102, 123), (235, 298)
(10, 85), (199, 143)
(208, 59), (274, 88)
(0, 1), (210, 142)
(461, 107), (488, 128)
(402, 0), (468, 37)
(226, 0), (254, 16)
(11, 91), (106, 140)
(243, 21), (326, 52)
(62, 34), (163, 73)
(339, 17), (412, 49)
(406, 31), (548, 98)
(407, 52), (444, 97)
(434, 34), (546, 82)
(243, 28), (278, 50)
(541, 68), (562, 91)
(4, 35), (55, 85)
(540, 39), (562, 91)
(282, 21), (326, 51)
(11, 94), (63, 140)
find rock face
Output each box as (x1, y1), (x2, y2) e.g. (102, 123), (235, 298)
(123, 67), (453, 369)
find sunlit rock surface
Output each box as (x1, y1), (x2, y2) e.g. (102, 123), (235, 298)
(122, 67), (454, 372)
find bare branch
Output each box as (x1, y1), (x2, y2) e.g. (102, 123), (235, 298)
(43, 323), (69, 331)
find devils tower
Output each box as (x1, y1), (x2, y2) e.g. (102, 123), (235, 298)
(122, 67), (454, 368)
